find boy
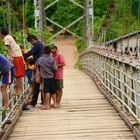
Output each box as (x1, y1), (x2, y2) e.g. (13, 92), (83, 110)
(0, 28), (25, 95)
(51, 45), (65, 107)
(20, 45), (34, 102)
(0, 54), (14, 111)
(35, 46), (57, 109)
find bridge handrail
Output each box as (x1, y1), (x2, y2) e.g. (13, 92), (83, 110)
(79, 47), (140, 123)
(0, 77), (30, 129)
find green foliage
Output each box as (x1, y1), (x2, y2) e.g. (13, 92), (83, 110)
(0, 40), (8, 56)
(131, 0), (140, 17)
(24, 1), (35, 27)
(94, 0), (110, 16)
(42, 30), (52, 45)
(75, 39), (86, 53)
(75, 38), (86, 69)
(46, 0), (84, 36)
(1, 0), (140, 54)
(95, 0), (140, 41)
(12, 28), (52, 46)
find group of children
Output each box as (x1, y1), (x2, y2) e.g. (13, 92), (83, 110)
(0, 27), (65, 111)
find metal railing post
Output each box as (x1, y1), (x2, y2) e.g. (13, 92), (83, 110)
(0, 90), (2, 123)
(133, 69), (140, 118)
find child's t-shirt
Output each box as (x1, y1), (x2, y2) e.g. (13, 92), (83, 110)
(0, 54), (12, 75)
(53, 52), (65, 80)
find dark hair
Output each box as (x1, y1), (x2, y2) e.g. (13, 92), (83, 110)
(43, 46), (51, 54)
(12, 36), (16, 41)
(19, 44), (24, 49)
(0, 27), (8, 36)
(51, 44), (57, 49)
(27, 34), (38, 42)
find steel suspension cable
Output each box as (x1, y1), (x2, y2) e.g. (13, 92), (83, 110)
(121, 0), (130, 57)
(113, 0), (119, 53)
(118, 0), (124, 55)
(7, 1), (11, 34)
(136, 0), (140, 58)
(126, 0), (132, 57)
(100, 29), (104, 48)
(103, 29), (106, 49)
(110, 1), (117, 52)
(122, 0), (127, 55)
(100, 33), (103, 48)
(22, 0), (26, 46)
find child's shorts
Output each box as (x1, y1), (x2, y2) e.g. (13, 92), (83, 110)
(14, 56), (25, 77)
(2, 67), (14, 84)
(42, 78), (56, 94)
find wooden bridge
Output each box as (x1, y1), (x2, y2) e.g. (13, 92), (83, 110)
(1, 40), (137, 140)
(1, 0), (140, 139)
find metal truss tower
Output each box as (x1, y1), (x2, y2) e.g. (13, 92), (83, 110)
(85, 0), (94, 47)
(34, 0), (44, 41)
(34, 0), (94, 47)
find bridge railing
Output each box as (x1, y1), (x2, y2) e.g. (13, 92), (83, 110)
(79, 47), (140, 123)
(0, 77), (30, 129)
(104, 31), (140, 58)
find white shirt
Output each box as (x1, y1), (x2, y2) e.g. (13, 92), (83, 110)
(4, 35), (22, 57)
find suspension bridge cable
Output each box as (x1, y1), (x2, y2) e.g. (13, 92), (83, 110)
(127, 0), (132, 56)
(114, 5), (117, 52)
(100, 29), (103, 48)
(122, 0), (127, 55)
(103, 29), (106, 48)
(122, 0), (126, 35)
(22, 0), (26, 46)
(119, 0), (124, 55)
(7, 1), (11, 34)
(136, 0), (140, 58)
(117, 0), (125, 55)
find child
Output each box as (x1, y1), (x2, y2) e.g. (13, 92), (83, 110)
(0, 54), (14, 111)
(0, 28), (25, 95)
(51, 45), (65, 107)
(35, 46), (57, 109)
(20, 45), (34, 102)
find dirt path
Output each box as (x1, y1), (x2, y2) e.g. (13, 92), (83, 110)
(54, 39), (78, 69)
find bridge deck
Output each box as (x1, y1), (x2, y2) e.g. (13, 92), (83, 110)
(8, 40), (136, 140)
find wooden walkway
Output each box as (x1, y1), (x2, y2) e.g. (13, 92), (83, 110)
(8, 40), (136, 140)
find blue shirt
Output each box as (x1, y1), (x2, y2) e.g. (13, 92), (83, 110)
(35, 54), (57, 79)
(23, 40), (44, 64)
(0, 54), (13, 75)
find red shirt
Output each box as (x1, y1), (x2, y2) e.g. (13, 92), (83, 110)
(53, 52), (65, 79)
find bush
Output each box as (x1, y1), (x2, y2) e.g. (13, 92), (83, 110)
(75, 39), (86, 69)
(75, 39), (86, 53)
(0, 40), (8, 56)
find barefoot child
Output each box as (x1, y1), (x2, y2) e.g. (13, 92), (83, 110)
(0, 28), (25, 95)
(0, 54), (14, 111)
(35, 46), (57, 109)
(51, 45), (65, 107)
(20, 45), (34, 102)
